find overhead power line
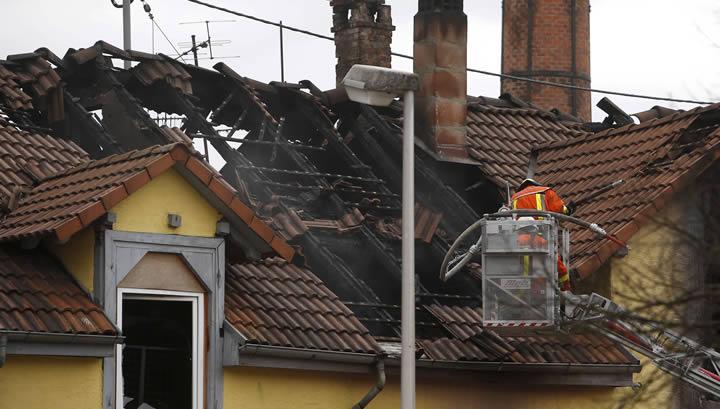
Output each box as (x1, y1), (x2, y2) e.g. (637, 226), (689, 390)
(186, 0), (716, 105)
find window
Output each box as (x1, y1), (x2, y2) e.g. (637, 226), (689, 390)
(117, 289), (204, 409)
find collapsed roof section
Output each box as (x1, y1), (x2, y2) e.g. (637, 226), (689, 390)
(0, 41), (640, 373)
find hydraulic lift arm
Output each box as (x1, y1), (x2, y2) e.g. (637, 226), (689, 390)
(565, 292), (720, 398)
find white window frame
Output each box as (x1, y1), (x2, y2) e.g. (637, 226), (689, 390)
(116, 288), (205, 409)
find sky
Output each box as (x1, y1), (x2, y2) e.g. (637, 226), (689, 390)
(1, 0), (719, 121)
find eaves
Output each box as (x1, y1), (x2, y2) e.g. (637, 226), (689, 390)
(228, 342), (640, 387)
(2, 330), (124, 358)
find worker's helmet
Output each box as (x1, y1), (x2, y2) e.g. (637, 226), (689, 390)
(518, 178), (541, 190)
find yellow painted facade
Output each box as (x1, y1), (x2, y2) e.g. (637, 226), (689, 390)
(111, 168), (221, 237)
(48, 226), (95, 291)
(607, 194), (702, 408)
(47, 168), (222, 292)
(0, 356), (102, 409)
(223, 366), (643, 409)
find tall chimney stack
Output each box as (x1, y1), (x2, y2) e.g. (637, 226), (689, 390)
(414, 0), (468, 159)
(332, 0), (394, 85)
(501, 0), (591, 121)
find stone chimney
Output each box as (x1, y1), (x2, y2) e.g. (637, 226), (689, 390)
(501, 0), (591, 121)
(331, 0), (394, 85)
(414, 0), (468, 159)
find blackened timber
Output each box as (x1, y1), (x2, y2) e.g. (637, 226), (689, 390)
(61, 89), (123, 158)
(191, 133), (326, 151)
(357, 317), (440, 327)
(282, 90), (399, 207)
(235, 165), (385, 184)
(298, 232), (401, 338)
(210, 67), (351, 217)
(352, 106), (480, 236)
(258, 180), (399, 198)
(346, 202), (401, 211)
(159, 84), (275, 203)
(94, 67), (169, 149)
(417, 293), (477, 301)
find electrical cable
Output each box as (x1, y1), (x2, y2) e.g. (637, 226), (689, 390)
(185, 0), (717, 105)
(149, 16), (187, 63)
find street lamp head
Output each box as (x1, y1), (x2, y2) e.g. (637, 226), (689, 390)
(341, 64), (419, 107)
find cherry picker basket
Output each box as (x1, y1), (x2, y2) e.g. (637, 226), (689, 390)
(481, 216), (564, 328)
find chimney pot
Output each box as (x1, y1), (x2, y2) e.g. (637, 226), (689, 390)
(332, 0), (395, 85)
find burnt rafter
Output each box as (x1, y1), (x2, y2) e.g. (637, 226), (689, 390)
(61, 89), (123, 157)
(214, 65), (387, 216)
(347, 105), (480, 237)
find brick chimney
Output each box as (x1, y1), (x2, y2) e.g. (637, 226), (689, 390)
(331, 0), (394, 85)
(501, 0), (591, 121)
(414, 0), (468, 159)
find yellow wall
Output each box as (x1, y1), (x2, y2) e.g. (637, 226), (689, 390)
(224, 366), (644, 409)
(48, 227), (95, 291)
(607, 194), (705, 408)
(0, 356), (102, 409)
(111, 168), (221, 237)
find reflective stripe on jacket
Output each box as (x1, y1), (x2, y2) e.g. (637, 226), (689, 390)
(511, 186), (568, 215)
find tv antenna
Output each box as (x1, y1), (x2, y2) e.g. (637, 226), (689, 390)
(179, 19), (235, 61)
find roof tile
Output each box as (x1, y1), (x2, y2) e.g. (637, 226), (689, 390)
(225, 258), (380, 353)
(535, 104), (720, 276)
(0, 246), (116, 335)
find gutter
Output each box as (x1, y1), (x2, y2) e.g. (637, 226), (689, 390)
(413, 359), (641, 375)
(238, 343), (377, 365)
(3, 330), (124, 345)
(237, 343), (640, 375)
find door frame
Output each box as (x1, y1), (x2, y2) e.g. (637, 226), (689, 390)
(116, 288), (205, 409)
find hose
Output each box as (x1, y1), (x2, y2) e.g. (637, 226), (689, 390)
(439, 209), (629, 281)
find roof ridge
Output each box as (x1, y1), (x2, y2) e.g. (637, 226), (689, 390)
(535, 104), (720, 153)
(37, 143), (177, 184)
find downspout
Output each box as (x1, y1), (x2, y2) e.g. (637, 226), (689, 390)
(0, 334), (7, 368)
(352, 358), (386, 409)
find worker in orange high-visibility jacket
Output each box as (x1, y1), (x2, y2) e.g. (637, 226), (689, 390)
(511, 178), (575, 291)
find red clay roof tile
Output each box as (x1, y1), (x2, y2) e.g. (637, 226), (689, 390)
(535, 103), (720, 277)
(423, 304), (637, 365)
(0, 246), (116, 335)
(0, 143), (294, 260)
(225, 258), (380, 353)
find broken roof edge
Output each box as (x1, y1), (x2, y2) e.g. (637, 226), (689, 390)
(532, 102), (720, 155)
(574, 127), (720, 279)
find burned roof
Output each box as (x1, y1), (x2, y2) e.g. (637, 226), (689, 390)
(0, 41), (642, 369)
(0, 117), (88, 202)
(0, 245), (116, 335)
(535, 103), (720, 277)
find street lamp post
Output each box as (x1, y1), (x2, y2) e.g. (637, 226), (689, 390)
(342, 65), (419, 409)
(123, 0), (131, 69)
